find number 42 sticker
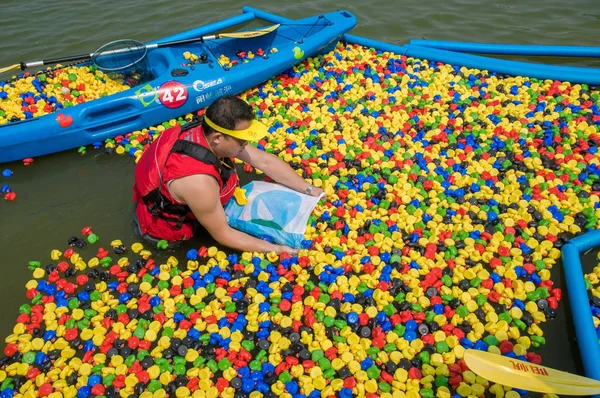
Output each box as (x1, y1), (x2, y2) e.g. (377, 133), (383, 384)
(158, 81), (188, 109)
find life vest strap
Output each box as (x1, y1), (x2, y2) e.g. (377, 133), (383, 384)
(141, 189), (188, 229)
(171, 139), (234, 182)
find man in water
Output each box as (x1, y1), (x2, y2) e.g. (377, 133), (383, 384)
(132, 95), (323, 254)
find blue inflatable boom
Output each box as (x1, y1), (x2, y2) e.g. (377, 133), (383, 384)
(401, 45), (600, 85)
(561, 232), (600, 396)
(409, 39), (600, 58)
(407, 39), (600, 85)
(246, 6), (600, 85)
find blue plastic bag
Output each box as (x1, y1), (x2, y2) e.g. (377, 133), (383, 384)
(224, 181), (323, 248)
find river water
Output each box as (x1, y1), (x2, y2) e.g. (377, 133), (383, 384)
(1, 0), (600, 390)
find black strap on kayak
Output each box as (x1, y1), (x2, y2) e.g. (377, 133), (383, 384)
(141, 123), (235, 229)
(271, 15), (332, 47)
(214, 16), (333, 64)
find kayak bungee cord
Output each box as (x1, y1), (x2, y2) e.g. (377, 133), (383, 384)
(270, 15), (333, 45)
(211, 16), (334, 68)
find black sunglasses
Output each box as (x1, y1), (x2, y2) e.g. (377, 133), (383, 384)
(228, 135), (248, 147)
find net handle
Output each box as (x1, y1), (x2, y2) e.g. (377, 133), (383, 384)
(1, 24), (281, 74)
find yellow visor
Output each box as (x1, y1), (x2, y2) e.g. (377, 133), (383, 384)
(204, 115), (268, 142)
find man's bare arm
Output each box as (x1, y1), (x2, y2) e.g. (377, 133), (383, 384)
(237, 145), (323, 196)
(169, 174), (297, 254)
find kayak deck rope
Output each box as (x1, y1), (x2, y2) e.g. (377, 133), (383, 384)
(274, 15), (333, 45)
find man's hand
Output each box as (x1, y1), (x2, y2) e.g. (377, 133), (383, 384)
(309, 186), (324, 197)
(273, 244), (299, 256)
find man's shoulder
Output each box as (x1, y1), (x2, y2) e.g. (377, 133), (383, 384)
(169, 173), (220, 205)
(173, 173), (219, 189)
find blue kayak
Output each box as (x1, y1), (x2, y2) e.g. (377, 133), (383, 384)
(0, 8), (356, 163)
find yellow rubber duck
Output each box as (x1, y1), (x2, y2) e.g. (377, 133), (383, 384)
(233, 187), (248, 205)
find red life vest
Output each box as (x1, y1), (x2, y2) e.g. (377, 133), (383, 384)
(132, 122), (239, 241)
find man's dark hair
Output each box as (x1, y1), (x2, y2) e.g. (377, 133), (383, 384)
(202, 95), (255, 135)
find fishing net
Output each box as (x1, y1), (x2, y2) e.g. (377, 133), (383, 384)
(91, 39), (153, 87)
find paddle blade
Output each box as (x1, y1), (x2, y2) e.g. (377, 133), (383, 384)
(219, 24), (280, 39)
(464, 350), (600, 396)
(0, 64), (20, 74)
